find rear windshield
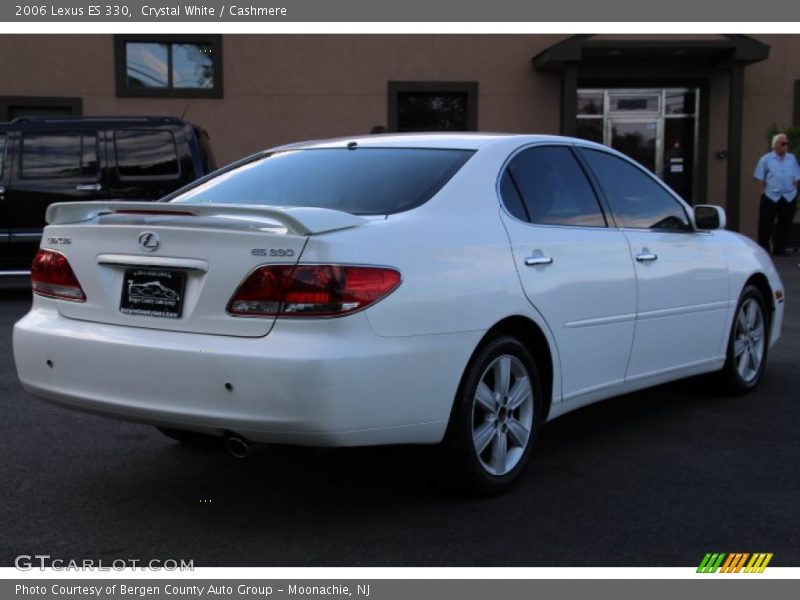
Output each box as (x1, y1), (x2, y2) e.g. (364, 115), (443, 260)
(169, 148), (474, 215)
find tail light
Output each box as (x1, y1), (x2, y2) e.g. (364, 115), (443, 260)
(228, 265), (401, 317)
(31, 249), (86, 302)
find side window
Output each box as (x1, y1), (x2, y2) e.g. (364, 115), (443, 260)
(581, 149), (692, 231)
(499, 170), (528, 221)
(114, 129), (180, 178)
(503, 146), (607, 227)
(21, 132), (99, 179)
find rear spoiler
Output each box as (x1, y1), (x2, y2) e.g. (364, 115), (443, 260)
(45, 202), (367, 236)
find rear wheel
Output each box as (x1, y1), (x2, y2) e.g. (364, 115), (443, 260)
(719, 285), (769, 394)
(446, 336), (542, 494)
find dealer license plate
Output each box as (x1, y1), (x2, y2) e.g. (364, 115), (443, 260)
(120, 268), (186, 318)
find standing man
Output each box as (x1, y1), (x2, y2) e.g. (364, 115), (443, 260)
(753, 133), (800, 256)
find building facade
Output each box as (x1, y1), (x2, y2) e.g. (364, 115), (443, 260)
(1, 33), (799, 239)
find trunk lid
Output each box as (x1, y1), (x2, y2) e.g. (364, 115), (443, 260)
(40, 202), (366, 337)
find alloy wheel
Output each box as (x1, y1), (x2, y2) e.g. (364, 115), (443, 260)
(471, 355), (534, 476)
(732, 297), (766, 384)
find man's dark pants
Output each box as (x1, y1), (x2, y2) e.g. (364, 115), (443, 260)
(758, 194), (798, 255)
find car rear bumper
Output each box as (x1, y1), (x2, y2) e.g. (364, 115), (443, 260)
(13, 304), (481, 446)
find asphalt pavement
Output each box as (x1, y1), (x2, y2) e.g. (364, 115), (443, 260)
(1, 258), (798, 567)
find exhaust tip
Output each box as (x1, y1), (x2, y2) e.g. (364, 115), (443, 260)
(225, 436), (249, 459)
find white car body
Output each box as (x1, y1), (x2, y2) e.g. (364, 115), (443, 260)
(13, 134), (784, 488)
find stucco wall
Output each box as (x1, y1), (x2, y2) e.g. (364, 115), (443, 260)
(0, 34), (564, 164)
(1, 33), (798, 237)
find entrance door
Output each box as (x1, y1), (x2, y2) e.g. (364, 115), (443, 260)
(577, 88), (698, 203)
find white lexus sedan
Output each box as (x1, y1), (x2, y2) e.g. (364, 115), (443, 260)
(13, 134), (785, 493)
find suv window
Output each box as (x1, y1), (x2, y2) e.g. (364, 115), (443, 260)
(21, 132), (99, 179)
(170, 148), (474, 215)
(115, 129), (180, 178)
(503, 146), (606, 227)
(0, 134), (6, 178)
(580, 148), (692, 231)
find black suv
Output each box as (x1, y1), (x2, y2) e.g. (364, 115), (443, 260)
(0, 116), (216, 274)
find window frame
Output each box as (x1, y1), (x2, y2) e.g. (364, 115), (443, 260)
(497, 143), (610, 230)
(388, 81), (478, 133)
(576, 146), (694, 233)
(114, 34), (223, 99)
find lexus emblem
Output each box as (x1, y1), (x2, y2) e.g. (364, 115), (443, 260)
(138, 231), (160, 252)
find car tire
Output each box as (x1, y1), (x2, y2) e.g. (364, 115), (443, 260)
(156, 427), (221, 446)
(719, 285), (770, 394)
(445, 335), (542, 495)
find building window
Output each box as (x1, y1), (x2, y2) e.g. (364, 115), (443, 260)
(388, 82), (478, 132)
(114, 35), (223, 98)
(0, 96), (82, 121)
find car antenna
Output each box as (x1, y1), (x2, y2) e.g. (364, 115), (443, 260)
(180, 101), (192, 120)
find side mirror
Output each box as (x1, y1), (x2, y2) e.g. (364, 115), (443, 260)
(694, 205), (726, 230)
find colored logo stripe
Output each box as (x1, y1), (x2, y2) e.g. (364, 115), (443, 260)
(697, 553), (726, 573)
(697, 553), (773, 573)
(719, 553), (749, 573)
(745, 553), (773, 573)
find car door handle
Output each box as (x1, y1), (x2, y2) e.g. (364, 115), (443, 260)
(0, 185), (6, 194)
(75, 183), (102, 191)
(635, 253), (658, 262)
(524, 256), (554, 266)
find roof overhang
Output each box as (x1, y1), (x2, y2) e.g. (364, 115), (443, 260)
(533, 34), (770, 72)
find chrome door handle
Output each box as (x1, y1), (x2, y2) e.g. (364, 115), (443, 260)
(524, 256), (554, 266)
(635, 253), (658, 262)
(75, 183), (102, 191)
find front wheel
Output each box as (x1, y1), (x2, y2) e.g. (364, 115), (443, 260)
(719, 285), (770, 394)
(446, 336), (542, 495)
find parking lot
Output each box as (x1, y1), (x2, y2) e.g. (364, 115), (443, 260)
(1, 258), (798, 567)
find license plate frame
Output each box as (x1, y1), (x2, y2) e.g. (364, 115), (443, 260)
(120, 268), (186, 319)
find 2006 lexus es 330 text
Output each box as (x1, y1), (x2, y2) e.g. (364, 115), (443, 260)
(13, 134), (785, 493)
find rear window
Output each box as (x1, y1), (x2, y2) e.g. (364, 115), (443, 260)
(114, 129), (180, 178)
(169, 148), (474, 215)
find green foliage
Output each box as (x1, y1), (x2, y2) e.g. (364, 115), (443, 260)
(766, 124), (800, 162)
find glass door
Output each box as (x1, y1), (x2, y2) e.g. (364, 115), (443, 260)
(608, 119), (659, 173)
(576, 88), (699, 203)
